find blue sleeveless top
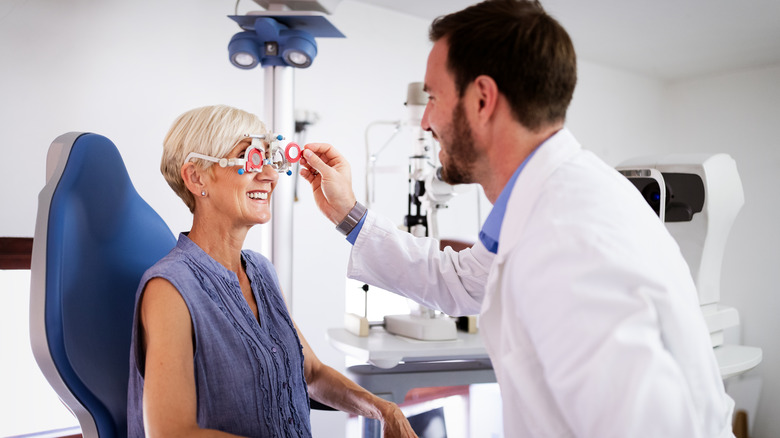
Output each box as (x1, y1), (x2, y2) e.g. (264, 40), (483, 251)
(127, 234), (312, 437)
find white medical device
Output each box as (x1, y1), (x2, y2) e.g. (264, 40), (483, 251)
(347, 83), (461, 341)
(617, 154), (762, 378)
(380, 83), (458, 341)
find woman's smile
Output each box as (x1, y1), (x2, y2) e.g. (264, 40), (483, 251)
(247, 190), (269, 200)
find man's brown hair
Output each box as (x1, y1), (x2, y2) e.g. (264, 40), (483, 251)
(430, 0), (577, 131)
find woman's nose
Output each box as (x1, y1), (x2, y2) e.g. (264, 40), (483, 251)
(258, 164), (280, 182)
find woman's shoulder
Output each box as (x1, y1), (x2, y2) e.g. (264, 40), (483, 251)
(138, 245), (199, 291)
(145, 245), (187, 274)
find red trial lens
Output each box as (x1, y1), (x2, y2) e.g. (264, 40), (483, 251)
(245, 147), (265, 172)
(285, 143), (302, 164)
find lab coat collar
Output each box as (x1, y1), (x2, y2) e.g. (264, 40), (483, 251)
(496, 127), (582, 259)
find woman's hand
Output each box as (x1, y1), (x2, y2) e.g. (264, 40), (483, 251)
(294, 318), (417, 438)
(379, 401), (419, 438)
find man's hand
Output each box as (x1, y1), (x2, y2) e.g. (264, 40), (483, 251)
(300, 143), (358, 225)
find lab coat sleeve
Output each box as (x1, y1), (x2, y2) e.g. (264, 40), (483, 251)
(347, 210), (492, 316)
(510, 214), (721, 438)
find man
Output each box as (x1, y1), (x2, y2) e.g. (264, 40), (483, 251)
(301, 0), (735, 436)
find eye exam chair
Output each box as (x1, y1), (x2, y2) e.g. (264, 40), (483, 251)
(30, 132), (177, 438)
(29, 132), (335, 438)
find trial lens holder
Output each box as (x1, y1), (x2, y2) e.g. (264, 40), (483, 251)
(185, 133), (303, 176)
(244, 133), (303, 176)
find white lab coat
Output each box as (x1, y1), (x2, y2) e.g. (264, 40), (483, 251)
(347, 128), (735, 437)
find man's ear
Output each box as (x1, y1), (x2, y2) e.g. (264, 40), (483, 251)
(472, 75), (499, 124)
(181, 162), (206, 196)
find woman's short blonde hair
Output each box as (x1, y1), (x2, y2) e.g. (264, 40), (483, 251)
(161, 105), (268, 212)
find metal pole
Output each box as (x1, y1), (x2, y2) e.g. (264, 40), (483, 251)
(264, 65), (296, 308)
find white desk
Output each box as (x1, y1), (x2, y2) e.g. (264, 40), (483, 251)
(328, 326), (496, 437)
(327, 327), (496, 405)
(326, 326), (490, 369)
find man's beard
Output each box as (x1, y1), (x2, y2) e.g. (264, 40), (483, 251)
(439, 100), (477, 185)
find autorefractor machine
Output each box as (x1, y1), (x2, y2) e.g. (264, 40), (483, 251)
(617, 154), (762, 378)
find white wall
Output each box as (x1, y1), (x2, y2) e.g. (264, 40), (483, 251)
(0, 0), (266, 237)
(1, 0), (778, 436)
(568, 61), (670, 164)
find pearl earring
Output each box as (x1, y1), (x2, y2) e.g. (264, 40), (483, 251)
(201, 191), (206, 197)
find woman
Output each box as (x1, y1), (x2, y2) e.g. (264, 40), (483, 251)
(127, 105), (416, 437)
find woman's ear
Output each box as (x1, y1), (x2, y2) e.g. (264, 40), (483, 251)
(181, 162), (206, 197)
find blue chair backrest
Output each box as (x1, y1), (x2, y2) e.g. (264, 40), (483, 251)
(30, 132), (177, 438)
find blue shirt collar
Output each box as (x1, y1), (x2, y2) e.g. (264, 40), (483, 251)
(478, 147), (540, 254)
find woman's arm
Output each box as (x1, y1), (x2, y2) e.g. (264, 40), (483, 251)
(141, 277), (243, 438)
(293, 321), (418, 438)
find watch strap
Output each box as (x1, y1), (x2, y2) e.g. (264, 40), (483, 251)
(336, 201), (367, 235)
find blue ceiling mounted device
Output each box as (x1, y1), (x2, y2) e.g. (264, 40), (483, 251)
(228, 12), (345, 69)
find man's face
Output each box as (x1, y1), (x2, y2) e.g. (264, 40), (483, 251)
(437, 100), (477, 184)
(422, 39), (477, 185)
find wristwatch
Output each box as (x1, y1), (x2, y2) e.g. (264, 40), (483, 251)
(336, 201), (367, 235)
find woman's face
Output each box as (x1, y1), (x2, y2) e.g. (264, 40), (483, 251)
(203, 138), (279, 227)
